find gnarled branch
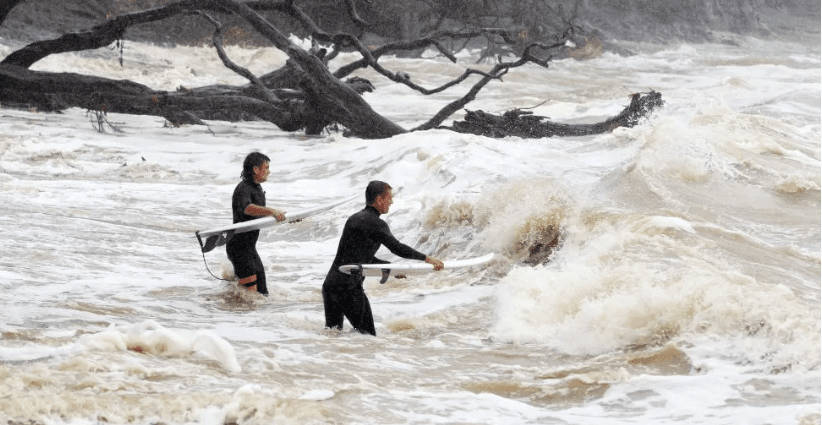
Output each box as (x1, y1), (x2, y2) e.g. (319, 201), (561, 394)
(413, 35), (575, 131)
(198, 11), (280, 104)
(209, 0), (406, 139)
(447, 91), (665, 138)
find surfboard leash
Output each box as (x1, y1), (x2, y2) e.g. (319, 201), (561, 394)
(200, 248), (232, 282)
(195, 231), (232, 281)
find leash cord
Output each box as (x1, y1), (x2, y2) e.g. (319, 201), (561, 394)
(202, 250), (231, 281)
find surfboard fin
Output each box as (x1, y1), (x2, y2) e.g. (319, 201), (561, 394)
(379, 269), (391, 284)
(196, 229), (235, 253)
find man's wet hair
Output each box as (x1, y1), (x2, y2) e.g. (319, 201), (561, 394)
(241, 152), (270, 182)
(365, 180), (392, 205)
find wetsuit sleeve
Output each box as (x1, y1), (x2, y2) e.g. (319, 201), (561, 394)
(371, 220), (427, 262)
(232, 182), (259, 223)
(235, 184), (253, 213)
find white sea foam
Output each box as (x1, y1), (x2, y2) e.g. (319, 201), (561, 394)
(0, 34), (818, 424)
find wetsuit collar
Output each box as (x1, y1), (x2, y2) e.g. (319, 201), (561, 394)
(364, 205), (381, 216)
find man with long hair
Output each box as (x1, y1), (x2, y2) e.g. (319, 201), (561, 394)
(322, 181), (444, 335)
(226, 152), (286, 296)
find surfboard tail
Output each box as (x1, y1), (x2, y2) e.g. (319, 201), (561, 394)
(196, 229), (235, 253)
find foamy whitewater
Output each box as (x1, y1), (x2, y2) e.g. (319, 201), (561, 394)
(0, 33), (819, 424)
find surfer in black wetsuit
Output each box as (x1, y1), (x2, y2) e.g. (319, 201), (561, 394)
(226, 152), (286, 296)
(322, 181), (444, 335)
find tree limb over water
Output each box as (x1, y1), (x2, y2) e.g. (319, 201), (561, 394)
(446, 91), (665, 138)
(0, 0), (662, 139)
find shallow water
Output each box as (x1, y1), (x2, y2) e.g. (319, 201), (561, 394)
(0, 34), (819, 424)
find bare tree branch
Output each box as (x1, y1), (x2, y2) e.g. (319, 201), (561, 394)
(448, 91), (665, 138)
(333, 28), (519, 79)
(0, 0), (26, 27)
(411, 33), (576, 131)
(0, 0), (298, 69)
(342, 0), (369, 28)
(412, 32), (575, 131)
(208, 0), (406, 138)
(197, 11), (280, 104)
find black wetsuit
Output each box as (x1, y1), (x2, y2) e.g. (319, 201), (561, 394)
(226, 179), (268, 295)
(322, 206), (426, 335)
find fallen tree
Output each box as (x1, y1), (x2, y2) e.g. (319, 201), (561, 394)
(447, 91), (664, 138)
(0, 0), (662, 139)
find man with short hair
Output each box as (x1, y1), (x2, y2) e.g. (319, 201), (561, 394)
(322, 181), (444, 335)
(226, 152), (286, 296)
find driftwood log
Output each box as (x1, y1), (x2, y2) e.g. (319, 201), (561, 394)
(448, 91), (664, 138)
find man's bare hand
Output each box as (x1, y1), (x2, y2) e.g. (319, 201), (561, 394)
(425, 257), (444, 271)
(269, 208), (286, 221)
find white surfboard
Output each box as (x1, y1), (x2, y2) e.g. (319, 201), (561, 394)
(196, 194), (358, 253)
(339, 253), (494, 283)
